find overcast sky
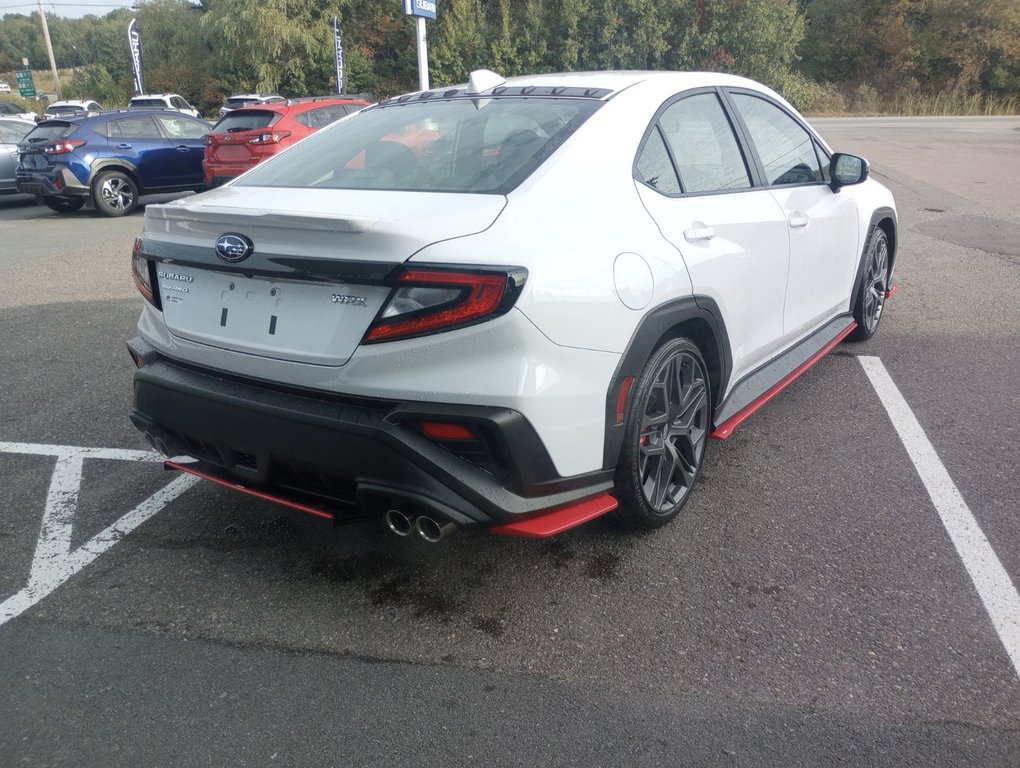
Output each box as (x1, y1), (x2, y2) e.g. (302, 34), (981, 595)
(1, 1), (136, 19)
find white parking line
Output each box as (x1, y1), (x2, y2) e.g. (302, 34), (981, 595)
(0, 442), (199, 628)
(859, 356), (1020, 679)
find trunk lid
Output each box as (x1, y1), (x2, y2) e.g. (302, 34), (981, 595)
(144, 185), (506, 367)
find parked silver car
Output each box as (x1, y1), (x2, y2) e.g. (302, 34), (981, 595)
(0, 118), (35, 193)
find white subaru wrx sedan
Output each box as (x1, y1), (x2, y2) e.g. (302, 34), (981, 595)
(128, 70), (897, 541)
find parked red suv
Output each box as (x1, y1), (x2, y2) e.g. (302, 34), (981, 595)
(203, 96), (370, 186)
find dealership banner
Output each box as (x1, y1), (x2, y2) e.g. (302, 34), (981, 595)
(128, 18), (144, 95)
(333, 17), (345, 95)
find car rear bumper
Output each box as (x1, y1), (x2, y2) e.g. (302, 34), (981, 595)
(128, 338), (614, 529)
(203, 161), (253, 186)
(16, 167), (89, 197)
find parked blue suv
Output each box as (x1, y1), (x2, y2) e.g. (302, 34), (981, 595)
(16, 109), (210, 216)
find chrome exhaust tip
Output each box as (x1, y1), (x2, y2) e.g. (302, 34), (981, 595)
(153, 437), (171, 457)
(385, 509), (413, 537)
(415, 515), (455, 543)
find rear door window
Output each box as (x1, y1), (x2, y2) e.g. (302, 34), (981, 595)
(296, 105), (350, 129)
(107, 115), (163, 139)
(657, 93), (751, 194)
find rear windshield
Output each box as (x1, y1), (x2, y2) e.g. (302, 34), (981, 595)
(130, 99), (167, 108)
(225, 98), (259, 109)
(48, 105), (84, 116)
(236, 97), (601, 194)
(212, 111), (280, 133)
(23, 122), (78, 142)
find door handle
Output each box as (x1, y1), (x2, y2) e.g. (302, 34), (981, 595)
(788, 211), (810, 229)
(116, 143), (132, 149)
(175, 145), (190, 152)
(683, 223), (715, 242)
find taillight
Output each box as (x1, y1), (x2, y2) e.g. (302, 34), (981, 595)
(43, 139), (86, 154)
(131, 237), (159, 308)
(365, 267), (527, 343)
(248, 131), (291, 145)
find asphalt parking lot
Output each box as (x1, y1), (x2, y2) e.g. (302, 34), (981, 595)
(1, 117), (1018, 766)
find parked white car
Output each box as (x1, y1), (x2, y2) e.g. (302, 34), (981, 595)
(217, 93), (285, 118)
(0, 81), (12, 93)
(128, 93), (200, 118)
(128, 70), (897, 541)
(43, 99), (102, 120)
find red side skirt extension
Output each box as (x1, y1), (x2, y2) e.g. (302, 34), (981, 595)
(490, 494), (619, 538)
(165, 460), (335, 520)
(885, 282), (898, 298)
(710, 321), (858, 440)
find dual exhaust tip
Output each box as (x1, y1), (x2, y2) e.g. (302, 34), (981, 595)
(143, 431), (171, 458)
(385, 509), (455, 543)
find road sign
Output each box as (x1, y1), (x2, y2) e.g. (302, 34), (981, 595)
(15, 68), (36, 99)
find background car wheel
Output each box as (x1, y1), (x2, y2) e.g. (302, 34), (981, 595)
(91, 171), (139, 217)
(41, 196), (85, 213)
(849, 227), (890, 341)
(614, 337), (711, 529)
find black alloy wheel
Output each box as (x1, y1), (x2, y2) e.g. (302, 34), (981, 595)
(41, 196), (85, 213)
(615, 337), (711, 529)
(850, 227), (890, 341)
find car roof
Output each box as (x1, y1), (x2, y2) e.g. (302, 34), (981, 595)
(380, 70), (771, 105)
(48, 100), (97, 108)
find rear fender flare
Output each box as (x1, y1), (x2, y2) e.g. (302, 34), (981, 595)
(602, 296), (731, 469)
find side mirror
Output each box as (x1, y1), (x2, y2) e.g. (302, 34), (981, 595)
(829, 153), (869, 192)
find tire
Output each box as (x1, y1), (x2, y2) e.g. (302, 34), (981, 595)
(41, 196), (85, 213)
(91, 170), (139, 217)
(849, 227), (890, 341)
(614, 337), (711, 529)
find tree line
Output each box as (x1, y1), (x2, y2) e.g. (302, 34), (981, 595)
(1, 0), (1017, 115)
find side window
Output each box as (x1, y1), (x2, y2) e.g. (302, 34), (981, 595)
(308, 105), (350, 128)
(635, 127), (681, 194)
(293, 112), (311, 128)
(155, 115), (207, 140)
(170, 97), (187, 109)
(658, 93), (751, 194)
(730, 93), (823, 186)
(107, 116), (163, 140)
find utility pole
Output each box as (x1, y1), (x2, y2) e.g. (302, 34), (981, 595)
(37, 0), (62, 100)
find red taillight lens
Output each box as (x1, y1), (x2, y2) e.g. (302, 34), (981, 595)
(43, 139), (86, 154)
(248, 131), (291, 145)
(131, 237), (159, 307)
(365, 267), (526, 343)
